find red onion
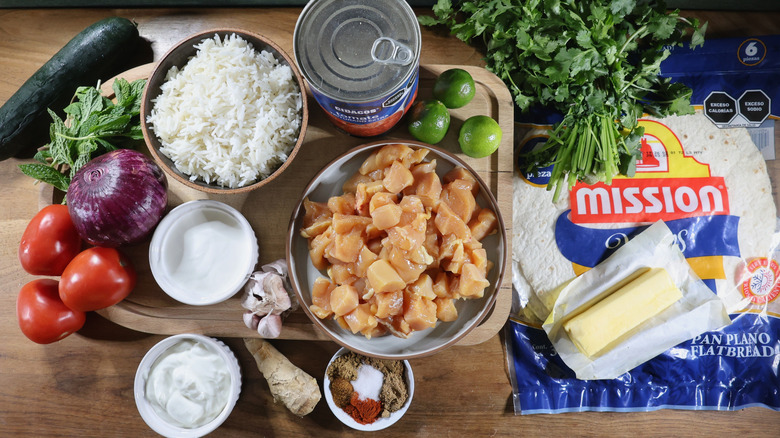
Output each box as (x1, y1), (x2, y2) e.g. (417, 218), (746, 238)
(67, 149), (168, 247)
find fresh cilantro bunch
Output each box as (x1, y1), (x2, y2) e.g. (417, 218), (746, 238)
(19, 77), (147, 194)
(420, 0), (706, 201)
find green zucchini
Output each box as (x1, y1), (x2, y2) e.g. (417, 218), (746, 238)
(0, 17), (140, 161)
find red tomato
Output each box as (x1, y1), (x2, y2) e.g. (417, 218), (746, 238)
(59, 247), (137, 312)
(19, 204), (82, 275)
(17, 279), (86, 344)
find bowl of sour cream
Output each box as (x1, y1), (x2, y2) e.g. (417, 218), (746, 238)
(149, 200), (259, 305)
(134, 334), (242, 437)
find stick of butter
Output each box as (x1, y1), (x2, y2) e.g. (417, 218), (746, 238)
(563, 267), (683, 358)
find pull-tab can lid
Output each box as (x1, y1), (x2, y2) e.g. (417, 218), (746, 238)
(294, 0), (421, 102)
(371, 37), (414, 66)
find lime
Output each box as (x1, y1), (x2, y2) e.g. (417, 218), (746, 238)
(458, 115), (502, 158)
(433, 68), (476, 109)
(408, 100), (450, 144)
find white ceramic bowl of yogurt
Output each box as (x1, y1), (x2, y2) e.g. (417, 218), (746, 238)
(134, 334), (242, 437)
(149, 200), (259, 305)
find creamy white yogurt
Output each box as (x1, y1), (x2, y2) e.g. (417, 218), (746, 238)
(150, 200), (258, 306)
(168, 218), (250, 298)
(144, 339), (231, 428)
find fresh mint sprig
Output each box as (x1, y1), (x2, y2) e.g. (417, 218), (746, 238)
(19, 77), (146, 195)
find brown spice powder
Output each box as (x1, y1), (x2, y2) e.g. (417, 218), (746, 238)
(327, 351), (409, 418)
(330, 377), (353, 409)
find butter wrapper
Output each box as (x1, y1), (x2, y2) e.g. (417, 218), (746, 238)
(543, 220), (732, 380)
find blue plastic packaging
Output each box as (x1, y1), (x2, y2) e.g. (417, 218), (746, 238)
(508, 35), (780, 414)
(507, 311), (780, 414)
(661, 35), (780, 159)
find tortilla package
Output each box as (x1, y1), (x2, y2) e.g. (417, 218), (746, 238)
(508, 111), (780, 413)
(661, 35), (780, 161)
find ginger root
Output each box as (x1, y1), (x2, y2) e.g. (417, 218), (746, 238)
(244, 338), (321, 416)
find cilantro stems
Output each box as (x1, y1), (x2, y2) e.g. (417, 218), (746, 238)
(538, 112), (635, 202)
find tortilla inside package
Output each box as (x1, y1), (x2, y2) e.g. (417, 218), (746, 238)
(513, 112), (776, 319)
(509, 76), (780, 411)
(544, 221), (730, 380)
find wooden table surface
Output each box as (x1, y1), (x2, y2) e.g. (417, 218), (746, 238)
(1, 7), (780, 438)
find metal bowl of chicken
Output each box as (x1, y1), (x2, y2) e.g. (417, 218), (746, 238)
(286, 140), (506, 360)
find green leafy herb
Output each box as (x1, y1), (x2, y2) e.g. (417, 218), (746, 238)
(420, 0), (706, 201)
(18, 78), (147, 197)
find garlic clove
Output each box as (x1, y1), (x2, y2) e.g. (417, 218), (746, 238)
(244, 311), (261, 330)
(257, 314), (283, 338)
(263, 274), (292, 314)
(262, 259), (288, 277)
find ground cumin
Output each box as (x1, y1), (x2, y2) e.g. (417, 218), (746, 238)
(327, 351), (409, 418)
(330, 377), (354, 408)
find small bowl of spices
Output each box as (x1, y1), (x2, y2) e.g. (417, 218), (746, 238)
(323, 348), (414, 431)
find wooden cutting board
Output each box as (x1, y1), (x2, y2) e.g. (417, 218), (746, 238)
(41, 62), (515, 345)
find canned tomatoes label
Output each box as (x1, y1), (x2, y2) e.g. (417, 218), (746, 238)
(294, 0), (421, 137)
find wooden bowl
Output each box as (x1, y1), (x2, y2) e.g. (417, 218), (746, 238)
(140, 28), (308, 195)
(286, 141), (507, 360)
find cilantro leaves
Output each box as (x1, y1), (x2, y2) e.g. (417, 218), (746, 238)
(421, 0), (706, 201)
(19, 78), (146, 195)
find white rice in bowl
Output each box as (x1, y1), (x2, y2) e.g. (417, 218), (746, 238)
(147, 33), (303, 188)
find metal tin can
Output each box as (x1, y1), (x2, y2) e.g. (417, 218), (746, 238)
(294, 0), (421, 137)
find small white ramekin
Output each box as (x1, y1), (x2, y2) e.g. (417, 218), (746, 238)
(134, 334), (242, 437)
(149, 200), (259, 305)
(323, 347), (414, 431)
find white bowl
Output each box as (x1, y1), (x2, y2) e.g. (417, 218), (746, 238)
(323, 348), (414, 431)
(149, 200), (259, 305)
(287, 141), (507, 359)
(134, 334), (242, 437)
